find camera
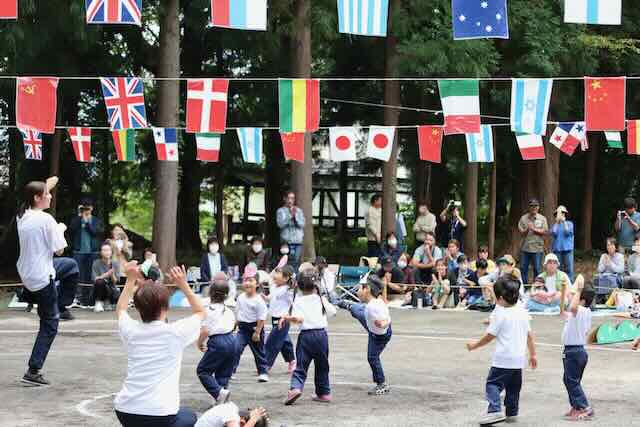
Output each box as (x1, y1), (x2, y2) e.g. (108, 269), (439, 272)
(447, 200), (462, 212)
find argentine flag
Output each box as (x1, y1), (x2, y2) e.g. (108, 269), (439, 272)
(564, 0), (621, 25)
(510, 79), (553, 136)
(337, 0), (389, 37)
(465, 125), (494, 163)
(237, 128), (263, 164)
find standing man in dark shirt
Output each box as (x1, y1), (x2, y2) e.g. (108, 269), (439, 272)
(68, 199), (102, 303)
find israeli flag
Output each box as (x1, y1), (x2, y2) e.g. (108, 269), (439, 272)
(564, 0), (621, 25)
(337, 0), (389, 37)
(465, 125), (494, 163)
(511, 79), (553, 136)
(237, 128), (262, 164)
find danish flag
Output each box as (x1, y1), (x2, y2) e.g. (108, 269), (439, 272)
(186, 79), (229, 133)
(68, 127), (92, 162)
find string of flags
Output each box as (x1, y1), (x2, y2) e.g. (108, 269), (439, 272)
(0, 1), (626, 39)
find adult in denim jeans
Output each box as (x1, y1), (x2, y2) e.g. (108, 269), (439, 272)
(276, 191), (305, 271)
(551, 205), (575, 281)
(16, 178), (79, 387)
(68, 199), (103, 304)
(517, 199), (548, 284)
(615, 197), (640, 253)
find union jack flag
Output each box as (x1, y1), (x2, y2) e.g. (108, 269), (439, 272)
(20, 128), (43, 160)
(85, 0), (142, 26)
(100, 77), (148, 130)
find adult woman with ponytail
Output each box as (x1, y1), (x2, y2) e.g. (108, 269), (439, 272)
(17, 177), (80, 387)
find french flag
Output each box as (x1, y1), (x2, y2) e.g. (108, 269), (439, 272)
(211, 0), (267, 31)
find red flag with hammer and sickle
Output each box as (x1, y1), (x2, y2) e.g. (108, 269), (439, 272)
(16, 77), (59, 134)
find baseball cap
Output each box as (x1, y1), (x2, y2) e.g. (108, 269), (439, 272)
(496, 255), (516, 266)
(544, 253), (559, 265)
(556, 205), (568, 214)
(529, 198), (540, 206)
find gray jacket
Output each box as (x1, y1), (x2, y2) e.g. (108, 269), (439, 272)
(277, 206), (305, 244)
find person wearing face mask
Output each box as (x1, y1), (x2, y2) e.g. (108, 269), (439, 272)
(108, 224), (133, 279)
(381, 232), (402, 265)
(243, 236), (270, 272)
(200, 237), (229, 284)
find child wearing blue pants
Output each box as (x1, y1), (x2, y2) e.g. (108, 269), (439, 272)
(279, 270), (337, 406)
(466, 275), (537, 426)
(559, 274), (595, 421)
(339, 275), (392, 395)
(264, 266), (296, 373)
(234, 267), (270, 382)
(196, 279), (238, 405)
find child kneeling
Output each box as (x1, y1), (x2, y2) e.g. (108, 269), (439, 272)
(195, 403), (268, 427)
(466, 274), (537, 425)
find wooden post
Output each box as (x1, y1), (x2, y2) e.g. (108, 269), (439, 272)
(488, 136), (497, 257)
(243, 185), (250, 242)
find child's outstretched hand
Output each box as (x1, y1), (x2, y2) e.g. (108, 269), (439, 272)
(632, 338), (640, 351)
(529, 355), (538, 369)
(250, 407), (269, 423)
(466, 340), (477, 352)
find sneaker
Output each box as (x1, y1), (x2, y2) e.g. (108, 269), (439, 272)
(336, 299), (353, 310)
(368, 383), (390, 396)
(257, 373), (270, 383)
(21, 371), (50, 387)
(505, 416), (518, 424)
(216, 389), (231, 405)
(94, 301), (105, 313)
(564, 408), (577, 419)
(25, 304), (33, 313)
(287, 360), (297, 374)
(479, 412), (506, 425)
(432, 305), (439, 310)
(578, 407), (594, 420)
(284, 389), (302, 406)
(312, 394), (332, 403)
(59, 310), (74, 321)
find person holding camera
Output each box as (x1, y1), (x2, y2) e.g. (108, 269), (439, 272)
(614, 197), (640, 253)
(68, 198), (103, 303)
(551, 205), (575, 281)
(439, 201), (467, 251)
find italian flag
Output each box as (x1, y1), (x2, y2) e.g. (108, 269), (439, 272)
(278, 79), (320, 133)
(438, 79), (481, 135)
(627, 121), (640, 155)
(112, 129), (136, 161)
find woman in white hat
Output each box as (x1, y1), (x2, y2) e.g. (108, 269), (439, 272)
(527, 254), (572, 313)
(550, 205), (575, 281)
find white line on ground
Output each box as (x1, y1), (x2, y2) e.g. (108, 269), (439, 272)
(75, 393), (115, 419)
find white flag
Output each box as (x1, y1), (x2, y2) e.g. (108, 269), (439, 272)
(366, 126), (395, 161)
(329, 127), (358, 162)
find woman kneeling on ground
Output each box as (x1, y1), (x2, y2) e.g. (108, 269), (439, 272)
(114, 262), (206, 427)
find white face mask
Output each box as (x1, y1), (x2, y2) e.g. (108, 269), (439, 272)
(209, 244), (219, 254)
(115, 239), (124, 251)
(252, 244), (263, 253)
(398, 260), (408, 269)
(388, 238), (397, 248)
(281, 247), (290, 255)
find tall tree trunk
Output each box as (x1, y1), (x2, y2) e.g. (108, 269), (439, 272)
(214, 166), (225, 244)
(265, 133), (286, 252)
(579, 139), (598, 250)
(151, 0), (180, 269)
(176, 133), (203, 253)
(289, 0), (315, 260)
(337, 162), (348, 239)
(488, 147), (497, 257)
(414, 161), (428, 215)
(101, 135), (111, 227)
(505, 162), (538, 255)
(464, 164), (479, 256)
(8, 129), (17, 217)
(539, 139), (560, 251)
(381, 0), (401, 236)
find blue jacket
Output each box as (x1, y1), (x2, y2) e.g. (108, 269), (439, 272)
(199, 253), (228, 283)
(551, 221), (574, 252)
(68, 216), (103, 253)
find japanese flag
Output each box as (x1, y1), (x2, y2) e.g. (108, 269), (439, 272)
(329, 127), (358, 162)
(366, 126), (395, 161)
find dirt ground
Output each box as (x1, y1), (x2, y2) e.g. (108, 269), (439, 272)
(1, 307), (639, 427)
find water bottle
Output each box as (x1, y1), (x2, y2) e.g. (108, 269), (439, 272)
(417, 297), (423, 309)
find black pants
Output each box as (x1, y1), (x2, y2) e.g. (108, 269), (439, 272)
(563, 346), (590, 410)
(93, 279), (121, 303)
(115, 408), (196, 427)
(367, 241), (381, 258)
(486, 367), (522, 417)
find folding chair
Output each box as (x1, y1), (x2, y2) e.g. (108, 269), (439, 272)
(336, 265), (371, 302)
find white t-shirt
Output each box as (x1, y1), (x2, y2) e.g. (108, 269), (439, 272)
(487, 304), (531, 369)
(291, 294), (337, 330)
(195, 402), (240, 427)
(17, 209), (68, 292)
(114, 312), (201, 416)
(203, 303), (236, 336)
(269, 284), (294, 318)
(562, 306), (592, 346)
(366, 298), (391, 335)
(236, 292), (268, 323)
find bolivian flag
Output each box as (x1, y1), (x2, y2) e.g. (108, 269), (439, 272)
(112, 129), (136, 161)
(627, 120), (640, 156)
(278, 79), (320, 133)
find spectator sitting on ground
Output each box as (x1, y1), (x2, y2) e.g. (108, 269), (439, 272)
(413, 203), (437, 247)
(376, 256), (409, 296)
(411, 231), (443, 284)
(108, 224), (133, 279)
(92, 242), (121, 313)
(527, 254), (572, 313)
(397, 253), (422, 306)
(478, 255), (524, 305)
(428, 258), (455, 310)
(244, 236), (270, 272)
(595, 237), (625, 290)
(615, 197), (640, 253)
(444, 239), (462, 273)
(622, 237), (640, 289)
(470, 245), (496, 273)
(455, 255), (479, 309)
(200, 236), (229, 284)
(465, 258), (490, 308)
(381, 231), (402, 264)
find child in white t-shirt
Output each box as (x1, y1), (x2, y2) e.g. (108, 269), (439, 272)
(466, 275), (537, 425)
(263, 266), (296, 373)
(233, 265), (269, 382)
(194, 403), (268, 427)
(196, 280), (238, 405)
(338, 275), (392, 396)
(559, 274), (595, 421)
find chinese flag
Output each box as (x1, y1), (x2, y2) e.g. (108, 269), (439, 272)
(280, 132), (305, 162)
(16, 77), (59, 134)
(585, 77), (626, 131)
(417, 125), (444, 163)
(0, 0), (17, 19)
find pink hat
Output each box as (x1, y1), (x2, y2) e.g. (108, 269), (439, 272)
(242, 263), (258, 280)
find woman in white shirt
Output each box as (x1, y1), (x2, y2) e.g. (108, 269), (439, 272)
(114, 263), (205, 427)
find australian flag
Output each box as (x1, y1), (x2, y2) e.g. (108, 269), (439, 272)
(86, 0), (142, 26)
(452, 0), (509, 40)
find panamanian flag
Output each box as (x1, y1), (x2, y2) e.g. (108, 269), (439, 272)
(211, 0), (267, 31)
(452, 0), (509, 40)
(152, 127), (179, 161)
(549, 122), (585, 156)
(86, 0), (142, 26)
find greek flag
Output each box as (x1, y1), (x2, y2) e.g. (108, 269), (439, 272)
(337, 0), (389, 37)
(237, 128), (262, 164)
(465, 125), (494, 163)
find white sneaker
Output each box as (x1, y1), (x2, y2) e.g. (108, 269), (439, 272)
(216, 389), (231, 405)
(93, 301), (105, 313)
(257, 373), (270, 383)
(479, 412), (506, 425)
